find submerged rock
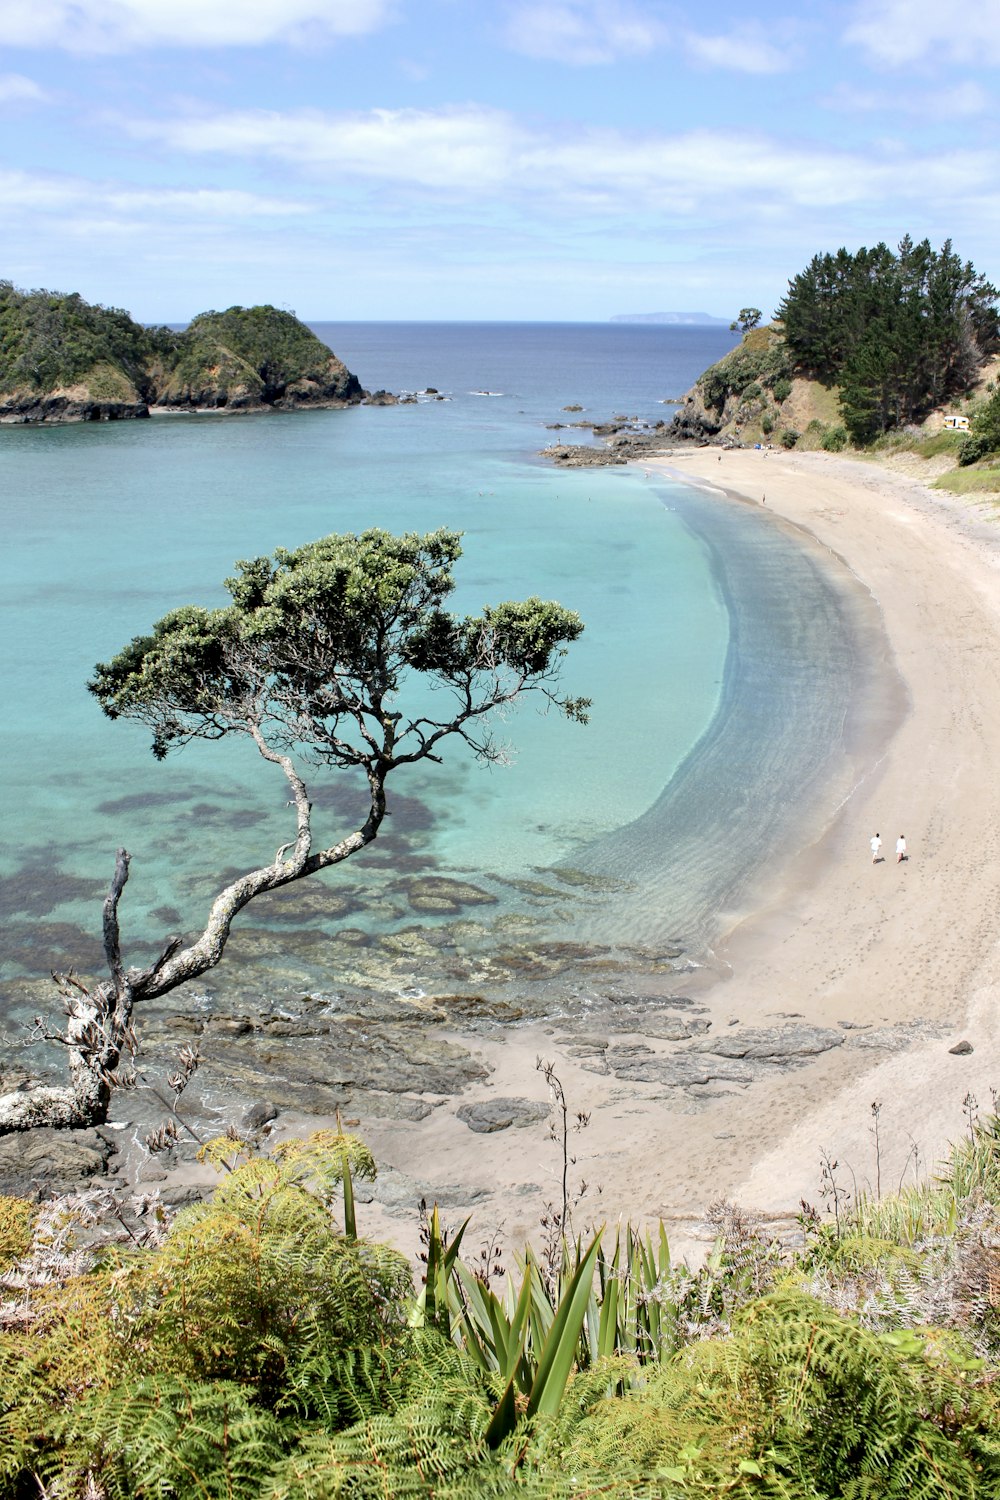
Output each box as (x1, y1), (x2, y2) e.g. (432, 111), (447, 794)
(399, 876), (499, 915)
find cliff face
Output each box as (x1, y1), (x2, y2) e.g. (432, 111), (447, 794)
(0, 285), (368, 423)
(664, 323), (844, 448)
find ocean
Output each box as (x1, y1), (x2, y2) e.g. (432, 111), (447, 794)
(0, 322), (863, 1006)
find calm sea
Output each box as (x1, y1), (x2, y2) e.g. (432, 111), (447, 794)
(0, 323), (862, 997)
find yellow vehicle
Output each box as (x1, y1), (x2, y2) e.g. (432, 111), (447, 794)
(943, 414), (970, 430)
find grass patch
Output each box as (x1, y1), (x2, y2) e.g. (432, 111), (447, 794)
(912, 429), (966, 459)
(932, 465), (1000, 496)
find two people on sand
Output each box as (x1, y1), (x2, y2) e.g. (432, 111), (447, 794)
(870, 833), (907, 864)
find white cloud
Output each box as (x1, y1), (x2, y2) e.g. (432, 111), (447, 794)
(503, 1), (669, 65)
(0, 70), (49, 102)
(825, 80), (993, 119)
(684, 26), (792, 75)
(131, 103), (1000, 221)
(0, 167), (311, 219)
(136, 106), (525, 191)
(0, 0), (395, 52)
(845, 0), (1000, 66)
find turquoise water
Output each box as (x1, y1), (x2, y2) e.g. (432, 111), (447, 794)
(0, 322), (866, 995)
(0, 324), (750, 983)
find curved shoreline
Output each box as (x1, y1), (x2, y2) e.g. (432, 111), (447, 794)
(567, 472), (906, 957)
(40, 444), (998, 1266)
(273, 447), (1000, 1266)
(646, 449), (1000, 1223)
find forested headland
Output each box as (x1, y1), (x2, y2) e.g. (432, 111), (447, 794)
(664, 238), (1000, 483)
(0, 283), (366, 421)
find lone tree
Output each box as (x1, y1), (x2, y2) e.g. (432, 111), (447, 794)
(730, 308), (762, 335)
(0, 528), (588, 1135)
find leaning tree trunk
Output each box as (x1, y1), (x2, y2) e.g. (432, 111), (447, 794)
(0, 745), (388, 1134)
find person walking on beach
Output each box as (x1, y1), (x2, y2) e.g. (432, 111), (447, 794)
(896, 834), (907, 863)
(870, 832), (882, 863)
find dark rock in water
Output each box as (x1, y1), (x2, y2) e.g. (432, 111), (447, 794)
(162, 1183), (210, 1210)
(456, 1097), (550, 1134)
(949, 1039), (974, 1055)
(0, 393), (150, 424)
(0, 1126), (116, 1198)
(363, 389), (399, 405)
(400, 875), (499, 915)
(541, 443), (629, 468)
(205, 1016), (255, 1036)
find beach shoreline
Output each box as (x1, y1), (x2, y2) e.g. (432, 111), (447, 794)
(342, 447), (1000, 1260)
(649, 450), (1000, 1225)
(41, 445), (999, 1268)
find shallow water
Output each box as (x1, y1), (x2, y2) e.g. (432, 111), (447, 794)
(0, 322), (864, 1001)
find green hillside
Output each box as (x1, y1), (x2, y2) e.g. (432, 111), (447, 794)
(672, 238), (1000, 461)
(0, 282), (364, 420)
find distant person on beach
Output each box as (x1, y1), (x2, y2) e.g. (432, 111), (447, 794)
(870, 832), (882, 863)
(896, 834), (907, 863)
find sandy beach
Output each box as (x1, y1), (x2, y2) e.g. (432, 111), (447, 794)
(658, 449), (1000, 1219)
(331, 447), (1000, 1261)
(124, 442), (999, 1261)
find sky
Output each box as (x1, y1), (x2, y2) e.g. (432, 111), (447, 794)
(1, 0), (998, 322)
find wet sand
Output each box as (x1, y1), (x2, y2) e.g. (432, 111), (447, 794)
(336, 449), (1000, 1260)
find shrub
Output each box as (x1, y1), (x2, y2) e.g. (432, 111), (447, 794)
(959, 387), (1000, 465)
(780, 428), (800, 449)
(822, 425), (848, 452)
(760, 413), (774, 435)
(771, 377), (792, 403)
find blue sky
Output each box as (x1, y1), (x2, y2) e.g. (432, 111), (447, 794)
(1, 0), (998, 321)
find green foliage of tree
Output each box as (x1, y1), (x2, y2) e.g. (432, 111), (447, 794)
(0, 279), (169, 395)
(0, 529), (587, 1135)
(777, 237), (999, 443)
(730, 308), (762, 334)
(958, 385), (1000, 465)
(697, 329), (792, 415)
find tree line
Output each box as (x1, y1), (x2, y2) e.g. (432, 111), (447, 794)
(777, 237), (1000, 444)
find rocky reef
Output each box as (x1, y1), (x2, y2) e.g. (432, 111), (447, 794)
(540, 324), (845, 467)
(0, 282), (380, 423)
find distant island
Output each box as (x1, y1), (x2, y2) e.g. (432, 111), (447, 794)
(609, 311), (732, 326)
(0, 283), (390, 423)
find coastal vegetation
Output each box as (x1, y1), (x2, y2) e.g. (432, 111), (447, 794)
(4, 1111), (1000, 1496)
(778, 237), (999, 443)
(0, 530), (587, 1136)
(0, 283), (364, 419)
(664, 238), (1000, 475)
